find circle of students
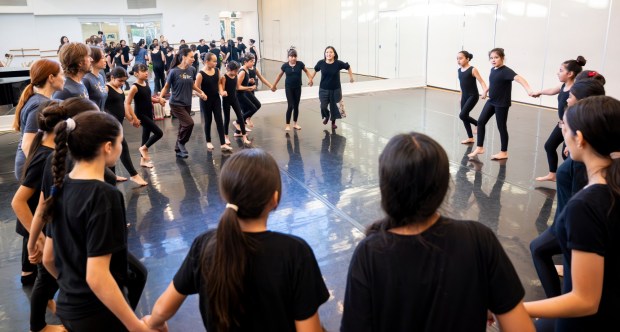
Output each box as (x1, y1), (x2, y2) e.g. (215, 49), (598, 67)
(9, 36), (620, 331)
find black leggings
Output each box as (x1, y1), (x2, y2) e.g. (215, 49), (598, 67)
(153, 66), (165, 94)
(30, 263), (59, 331)
(137, 113), (163, 148)
(476, 102), (510, 151)
(111, 138), (138, 177)
(530, 228), (562, 298)
(460, 94), (478, 138)
(544, 124), (565, 173)
(223, 97), (246, 135)
(238, 92), (261, 120)
(286, 86), (302, 124)
(126, 252), (147, 311)
(200, 98), (226, 145)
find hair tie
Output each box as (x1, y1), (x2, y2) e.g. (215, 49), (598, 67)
(588, 71), (597, 77)
(226, 203), (239, 212)
(611, 152), (620, 160)
(65, 118), (76, 133)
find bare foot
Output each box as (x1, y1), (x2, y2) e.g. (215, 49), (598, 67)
(140, 158), (153, 168)
(116, 176), (128, 182)
(246, 118), (254, 127)
(467, 147), (485, 159)
(138, 146), (150, 160)
(47, 299), (56, 315)
(491, 151), (509, 160)
(461, 138), (475, 144)
(293, 124), (302, 130)
(130, 175), (148, 186)
(285, 125), (291, 131)
(225, 136), (231, 145)
(40, 324), (67, 332)
(207, 142), (214, 150)
(243, 139), (252, 146)
(535, 172), (557, 182)
(221, 144), (233, 152)
(555, 264), (564, 277)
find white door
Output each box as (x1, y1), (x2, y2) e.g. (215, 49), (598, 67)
(377, 11), (398, 78)
(272, 20), (280, 60)
(462, 5), (497, 85)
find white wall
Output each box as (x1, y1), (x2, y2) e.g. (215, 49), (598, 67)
(260, 0), (619, 102)
(259, 0), (429, 82)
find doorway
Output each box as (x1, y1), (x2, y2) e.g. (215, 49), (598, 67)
(377, 11), (399, 78)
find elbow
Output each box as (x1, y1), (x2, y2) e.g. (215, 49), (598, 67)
(582, 301), (600, 316)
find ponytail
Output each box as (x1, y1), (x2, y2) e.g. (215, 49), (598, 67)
(608, 158), (620, 210)
(13, 84), (35, 131)
(203, 207), (255, 331)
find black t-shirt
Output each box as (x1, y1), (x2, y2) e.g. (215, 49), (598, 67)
(554, 184), (620, 331)
(314, 59), (350, 90)
(281, 61), (305, 88)
(197, 44), (209, 54)
(16, 146), (54, 236)
(237, 43), (247, 56)
(48, 177), (128, 320)
(558, 83), (570, 119)
(173, 230), (329, 331)
(488, 66), (517, 107)
(458, 66), (479, 96)
(341, 217), (525, 332)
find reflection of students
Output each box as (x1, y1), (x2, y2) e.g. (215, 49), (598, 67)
(341, 133), (534, 332)
(473, 162), (505, 234)
(145, 149), (329, 331)
(320, 130), (346, 204)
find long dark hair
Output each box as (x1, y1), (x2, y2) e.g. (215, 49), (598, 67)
(202, 149), (281, 331)
(170, 47), (192, 69)
(367, 133), (449, 235)
(565, 96), (620, 208)
(42, 111), (121, 223)
(324, 46), (338, 61)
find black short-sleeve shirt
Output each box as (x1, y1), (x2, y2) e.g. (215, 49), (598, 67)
(16, 146), (54, 236)
(314, 59), (350, 90)
(48, 177), (128, 320)
(488, 66), (517, 107)
(554, 184), (620, 331)
(341, 217), (525, 332)
(173, 230), (329, 331)
(281, 61), (306, 88)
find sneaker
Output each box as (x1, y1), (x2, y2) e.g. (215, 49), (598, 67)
(206, 142), (214, 150)
(221, 144), (233, 152)
(177, 142), (189, 157)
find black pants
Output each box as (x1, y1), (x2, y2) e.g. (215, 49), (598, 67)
(530, 228), (562, 298)
(137, 113), (163, 148)
(237, 92), (261, 120)
(110, 138), (138, 177)
(170, 105), (194, 146)
(200, 98), (226, 144)
(476, 102), (510, 151)
(60, 307), (127, 332)
(126, 252), (147, 311)
(460, 94), (479, 138)
(544, 124), (565, 173)
(286, 86), (302, 124)
(153, 66), (165, 93)
(22, 235), (36, 273)
(318, 88), (342, 121)
(223, 97), (246, 135)
(30, 264), (59, 331)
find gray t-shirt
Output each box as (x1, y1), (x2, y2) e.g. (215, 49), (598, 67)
(14, 93), (51, 181)
(82, 72), (108, 111)
(166, 66), (196, 107)
(53, 76), (89, 101)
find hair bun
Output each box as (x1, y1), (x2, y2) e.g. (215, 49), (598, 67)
(576, 55), (587, 66)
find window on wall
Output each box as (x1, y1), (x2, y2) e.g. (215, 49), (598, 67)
(125, 21), (160, 45)
(81, 22), (119, 45)
(219, 11), (242, 40)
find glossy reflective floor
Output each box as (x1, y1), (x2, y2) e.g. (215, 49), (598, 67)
(0, 84), (562, 331)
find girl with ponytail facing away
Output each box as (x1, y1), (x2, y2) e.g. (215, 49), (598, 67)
(41, 111), (158, 332)
(145, 149), (329, 332)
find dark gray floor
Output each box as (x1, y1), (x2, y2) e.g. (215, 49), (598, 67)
(0, 86), (560, 331)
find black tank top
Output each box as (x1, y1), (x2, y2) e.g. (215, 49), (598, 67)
(458, 67), (478, 96)
(199, 68), (220, 99)
(237, 68), (250, 94)
(249, 46), (257, 58)
(104, 85), (125, 123)
(114, 54), (124, 69)
(151, 50), (164, 68)
(224, 74), (237, 99)
(557, 83), (570, 119)
(248, 67), (257, 87)
(133, 83), (152, 116)
(165, 52), (174, 70)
